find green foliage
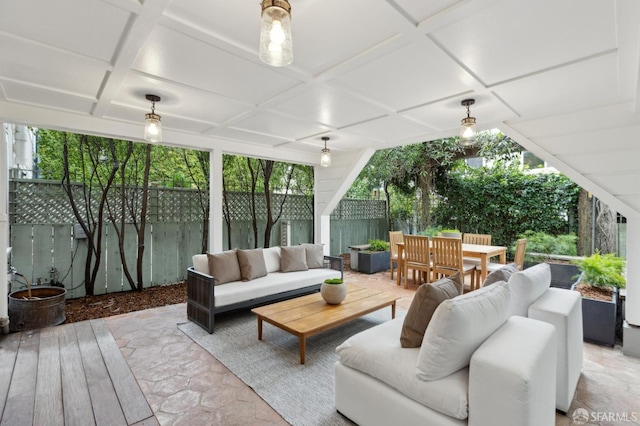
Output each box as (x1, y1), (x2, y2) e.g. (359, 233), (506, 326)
(432, 163), (579, 246)
(367, 239), (389, 251)
(518, 230), (577, 261)
(419, 226), (443, 237)
(441, 229), (460, 233)
(323, 278), (344, 284)
(574, 251), (626, 289)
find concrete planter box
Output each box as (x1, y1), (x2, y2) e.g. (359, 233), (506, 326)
(357, 251), (390, 274)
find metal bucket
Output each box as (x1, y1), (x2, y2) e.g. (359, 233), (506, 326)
(8, 286), (67, 332)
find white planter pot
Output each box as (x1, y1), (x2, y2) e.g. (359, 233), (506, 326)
(321, 283), (347, 304)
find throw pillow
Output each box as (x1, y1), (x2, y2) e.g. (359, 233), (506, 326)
(206, 250), (241, 285)
(415, 281), (511, 381)
(236, 248), (267, 281)
(482, 263), (519, 287)
(263, 246), (281, 273)
(400, 272), (463, 348)
(507, 262), (551, 317)
(301, 243), (324, 269)
(280, 246), (309, 272)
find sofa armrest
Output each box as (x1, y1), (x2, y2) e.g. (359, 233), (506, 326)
(469, 316), (556, 426)
(324, 255), (343, 279)
(186, 267), (216, 333)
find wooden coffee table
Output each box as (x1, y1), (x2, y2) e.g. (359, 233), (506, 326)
(251, 284), (399, 364)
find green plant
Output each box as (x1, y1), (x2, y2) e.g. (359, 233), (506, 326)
(573, 251), (626, 290)
(441, 229), (461, 233)
(323, 278), (344, 284)
(518, 230), (577, 262)
(367, 239), (389, 252)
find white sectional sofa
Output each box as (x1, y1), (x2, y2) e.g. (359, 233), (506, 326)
(187, 245), (342, 333)
(334, 262), (583, 425)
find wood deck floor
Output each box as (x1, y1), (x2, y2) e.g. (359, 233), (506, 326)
(0, 320), (158, 426)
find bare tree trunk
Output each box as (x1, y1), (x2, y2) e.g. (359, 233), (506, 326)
(577, 188), (593, 256)
(594, 198), (617, 254)
(418, 172), (432, 230)
(135, 144), (152, 290)
(247, 158), (259, 248)
(262, 160), (295, 248)
(384, 181), (391, 231)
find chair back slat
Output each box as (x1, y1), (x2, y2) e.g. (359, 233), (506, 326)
(513, 238), (527, 270)
(462, 233), (492, 245)
(389, 231), (404, 257)
(432, 236), (463, 274)
(403, 235), (431, 264)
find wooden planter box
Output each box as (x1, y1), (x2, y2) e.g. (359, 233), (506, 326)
(357, 251), (390, 274)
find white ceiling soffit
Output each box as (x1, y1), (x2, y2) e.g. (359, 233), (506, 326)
(1, 0), (640, 216)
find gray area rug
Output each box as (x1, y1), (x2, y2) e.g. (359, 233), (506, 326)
(179, 307), (403, 426)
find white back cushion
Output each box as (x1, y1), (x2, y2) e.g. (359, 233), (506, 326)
(193, 254), (208, 274)
(507, 262), (551, 317)
(263, 246), (282, 273)
(416, 281), (511, 381)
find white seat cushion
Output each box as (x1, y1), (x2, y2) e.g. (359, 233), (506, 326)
(507, 262), (551, 317)
(214, 268), (340, 307)
(416, 281), (511, 381)
(336, 318), (469, 420)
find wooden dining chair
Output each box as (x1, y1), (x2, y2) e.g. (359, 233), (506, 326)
(431, 237), (476, 292)
(474, 238), (528, 285)
(388, 231), (404, 280)
(402, 235), (431, 289)
(462, 233), (492, 245)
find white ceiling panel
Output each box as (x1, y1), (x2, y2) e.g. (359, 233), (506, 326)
(104, 104), (214, 136)
(494, 54), (621, 117)
(394, 0), (462, 23)
(233, 111), (331, 140)
(345, 116), (433, 143)
(213, 128), (289, 146)
(114, 74), (252, 125)
(533, 124), (640, 157)
(558, 148), (640, 175)
(0, 0), (130, 61)
(133, 26), (300, 104)
(2, 83), (96, 114)
(332, 41), (470, 111)
(431, 0), (617, 85)
(589, 173), (640, 197)
(401, 94), (515, 131)
(271, 85), (388, 128)
(0, 34), (108, 97)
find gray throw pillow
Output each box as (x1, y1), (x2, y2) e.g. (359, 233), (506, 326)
(400, 272), (463, 348)
(280, 246), (309, 272)
(236, 248), (267, 281)
(301, 243), (324, 269)
(206, 250), (241, 285)
(483, 262), (519, 287)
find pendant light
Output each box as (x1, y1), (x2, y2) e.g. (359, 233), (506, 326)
(144, 94), (162, 143)
(259, 0), (293, 67)
(320, 136), (331, 167)
(459, 99), (477, 146)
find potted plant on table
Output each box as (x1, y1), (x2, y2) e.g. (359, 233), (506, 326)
(572, 251), (626, 347)
(357, 239), (390, 274)
(321, 278), (346, 304)
(440, 229), (462, 238)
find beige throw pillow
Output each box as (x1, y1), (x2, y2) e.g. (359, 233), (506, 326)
(400, 272), (463, 348)
(236, 248), (267, 281)
(482, 262), (519, 287)
(301, 243), (324, 269)
(206, 250), (241, 285)
(280, 246), (309, 272)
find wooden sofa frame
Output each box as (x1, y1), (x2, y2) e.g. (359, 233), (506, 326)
(187, 255), (343, 333)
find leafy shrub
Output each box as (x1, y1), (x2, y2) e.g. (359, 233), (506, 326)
(518, 230), (577, 261)
(323, 278), (344, 284)
(574, 251), (626, 289)
(367, 239), (389, 251)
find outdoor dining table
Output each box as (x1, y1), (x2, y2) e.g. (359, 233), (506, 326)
(395, 241), (507, 287)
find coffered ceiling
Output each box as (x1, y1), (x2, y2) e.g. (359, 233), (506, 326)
(1, 0), (640, 217)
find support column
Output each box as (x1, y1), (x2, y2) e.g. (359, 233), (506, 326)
(209, 148), (223, 253)
(0, 124), (10, 333)
(623, 216), (640, 357)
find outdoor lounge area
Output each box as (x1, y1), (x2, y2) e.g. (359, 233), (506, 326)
(2, 0), (640, 425)
(2, 269), (640, 425)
